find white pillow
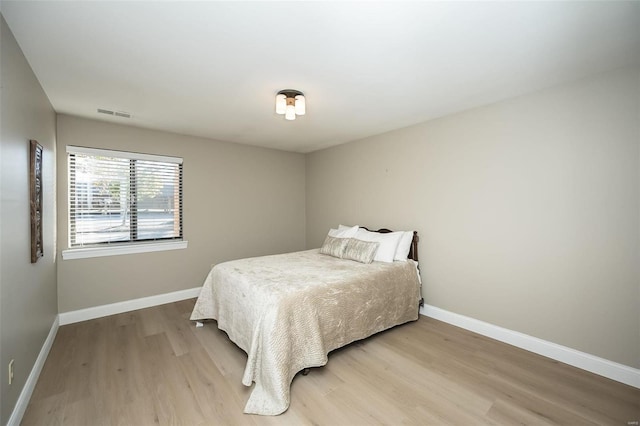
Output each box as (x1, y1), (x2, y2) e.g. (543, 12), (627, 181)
(394, 231), (414, 261)
(328, 225), (359, 238)
(354, 228), (402, 263)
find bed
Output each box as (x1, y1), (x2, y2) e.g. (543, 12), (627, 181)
(190, 227), (423, 415)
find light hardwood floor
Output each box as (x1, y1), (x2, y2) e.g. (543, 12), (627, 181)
(22, 299), (639, 425)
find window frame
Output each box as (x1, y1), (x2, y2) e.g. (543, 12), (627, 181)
(62, 146), (187, 260)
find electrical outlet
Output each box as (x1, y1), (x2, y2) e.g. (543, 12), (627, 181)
(8, 359), (14, 385)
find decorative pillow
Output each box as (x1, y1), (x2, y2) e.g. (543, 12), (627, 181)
(394, 231), (414, 261)
(319, 235), (349, 258)
(328, 225), (359, 238)
(354, 229), (403, 263)
(343, 238), (379, 264)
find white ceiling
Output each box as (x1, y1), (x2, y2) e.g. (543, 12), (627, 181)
(2, 1), (639, 153)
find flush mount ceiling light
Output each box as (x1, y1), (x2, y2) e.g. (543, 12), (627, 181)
(275, 89), (305, 120)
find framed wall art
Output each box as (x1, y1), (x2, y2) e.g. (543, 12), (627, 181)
(30, 139), (44, 263)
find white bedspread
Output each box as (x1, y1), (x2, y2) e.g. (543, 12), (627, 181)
(190, 249), (421, 415)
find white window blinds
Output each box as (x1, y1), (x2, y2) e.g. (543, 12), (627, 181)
(67, 146), (183, 247)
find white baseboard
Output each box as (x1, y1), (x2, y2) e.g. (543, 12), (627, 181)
(59, 287), (202, 325)
(420, 304), (640, 389)
(7, 315), (59, 426)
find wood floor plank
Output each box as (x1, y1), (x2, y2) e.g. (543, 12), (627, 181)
(486, 397), (557, 426)
(191, 320), (248, 378)
(22, 299), (640, 425)
(144, 332), (208, 426)
(19, 392), (68, 426)
(177, 347), (256, 426)
(28, 325), (77, 401)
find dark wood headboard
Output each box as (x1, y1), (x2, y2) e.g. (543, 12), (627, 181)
(361, 227), (419, 262)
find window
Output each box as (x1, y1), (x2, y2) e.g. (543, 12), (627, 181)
(64, 146), (185, 258)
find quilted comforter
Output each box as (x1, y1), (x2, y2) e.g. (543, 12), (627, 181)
(190, 249), (421, 415)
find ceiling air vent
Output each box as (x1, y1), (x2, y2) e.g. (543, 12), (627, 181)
(97, 108), (131, 119)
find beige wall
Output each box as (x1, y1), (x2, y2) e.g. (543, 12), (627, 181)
(0, 15), (58, 425)
(306, 67), (640, 369)
(56, 115), (306, 312)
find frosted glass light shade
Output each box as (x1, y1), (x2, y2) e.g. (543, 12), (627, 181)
(276, 90), (305, 120)
(294, 95), (306, 115)
(285, 104), (296, 120)
(275, 94), (286, 114)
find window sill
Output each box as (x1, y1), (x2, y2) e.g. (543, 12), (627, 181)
(62, 240), (188, 260)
